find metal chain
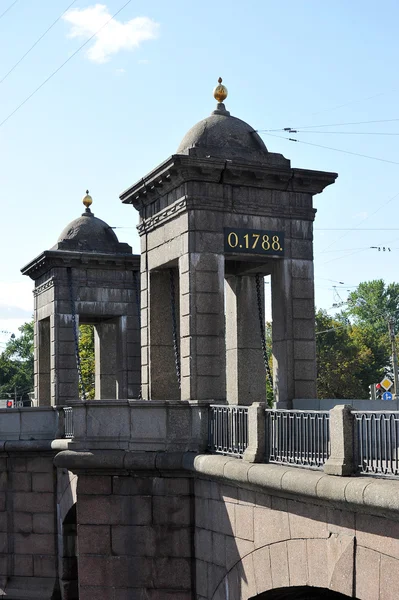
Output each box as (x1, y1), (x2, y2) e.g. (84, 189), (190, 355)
(169, 269), (181, 388)
(255, 273), (273, 385)
(132, 271), (142, 399)
(67, 268), (87, 401)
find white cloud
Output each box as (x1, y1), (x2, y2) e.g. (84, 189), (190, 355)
(63, 4), (159, 63)
(115, 68), (125, 75)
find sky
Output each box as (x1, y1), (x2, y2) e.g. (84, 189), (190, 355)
(1, 0), (399, 346)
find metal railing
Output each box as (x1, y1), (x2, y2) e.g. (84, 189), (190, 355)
(63, 407), (74, 439)
(266, 409), (330, 469)
(354, 411), (399, 477)
(208, 405), (249, 457)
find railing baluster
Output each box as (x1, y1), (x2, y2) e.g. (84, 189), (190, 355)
(208, 405), (249, 458)
(264, 409), (330, 470)
(354, 411), (399, 478)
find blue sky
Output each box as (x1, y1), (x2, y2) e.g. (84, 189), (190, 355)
(1, 0), (399, 344)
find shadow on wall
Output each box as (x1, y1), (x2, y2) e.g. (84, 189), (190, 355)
(194, 474), (394, 600)
(59, 504), (78, 600)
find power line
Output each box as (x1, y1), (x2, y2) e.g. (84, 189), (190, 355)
(0, 0), (18, 21)
(0, 0), (78, 86)
(316, 324), (348, 336)
(261, 133), (399, 166)
(0, 0), (133, 129)
(319, 189), (399, 254)
(290, 130), (399, 136)
(257, 117), (399, 133)
(319, 247), (371, 267)
(316, 228), (399, 231)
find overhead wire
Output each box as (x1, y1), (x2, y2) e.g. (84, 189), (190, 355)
(256, 117), (399, 133)
(288, 131), (399, 136)
(0, 0), (18, 21)
(261, 132), (399, 166)
(0, 0), (133, 129)
(318, 188), (399, 254)
(0, 0), (78, 85)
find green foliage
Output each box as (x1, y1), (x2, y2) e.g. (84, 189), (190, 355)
(0, 321), (34, 399)
(315, 310), (378, 399)
(346, 279), (399, 337)
(316, 278), (399, 399)
(265, 322), (274, 407)
(79, 325), (95, 399)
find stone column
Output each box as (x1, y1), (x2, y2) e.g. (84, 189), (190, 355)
(271, 259), (294, 408)
(271, 258), (317, 407)
(179, 252), (226, 401)
(243, 402), (266, 462)
(51, 313), (79, 406)
(148, 269), (180, 400)
(126, 312), (141, 400)
(94, 322), (117, 399)
(36, 318), (51, 406)
(324, 405), (355, 476)
(226, 275), (266, 405)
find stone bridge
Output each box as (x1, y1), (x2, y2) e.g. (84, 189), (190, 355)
(0, 403), (397, 599)
(5, 79), (398, 598)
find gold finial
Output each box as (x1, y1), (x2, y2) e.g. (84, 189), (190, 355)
(213, 77), (228, 103)
(82, 189), (93, 209)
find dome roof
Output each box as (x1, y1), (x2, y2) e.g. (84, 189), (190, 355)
(177, 103), (268, 163)
(52, 209), (132, 254)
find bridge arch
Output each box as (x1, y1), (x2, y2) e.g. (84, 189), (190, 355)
(211, 538), (358, 600)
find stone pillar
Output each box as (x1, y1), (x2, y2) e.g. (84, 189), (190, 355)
(179, 252), (225, 402)
(94, 322), (117, 399)
(36, 318), (51, 406)
(226, 275), (266, 406)
(116, 315), (129, 399)
(243, 402), (266, 462)
(148, 269), (180, 400)
(125, 314), (141, 400)
(51, 313), (79, 406)
(324, 405), (355, 476)
(271, 258), (316, 407)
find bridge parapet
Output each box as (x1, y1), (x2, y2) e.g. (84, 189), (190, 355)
(66, 399), (209, 452)
(0, 406), (64, 442)
(209, 403), (399, 480)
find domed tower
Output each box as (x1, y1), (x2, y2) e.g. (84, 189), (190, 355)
(121, 80), (337, 407)
(21, 193), (140, 406)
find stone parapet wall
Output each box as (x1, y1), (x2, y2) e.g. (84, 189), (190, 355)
(68, 399), (209, 452)
(0, 407), (61, 441)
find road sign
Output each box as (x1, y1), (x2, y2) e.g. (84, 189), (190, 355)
(380, 377), (394, 391)
(382, 391), (393, 401)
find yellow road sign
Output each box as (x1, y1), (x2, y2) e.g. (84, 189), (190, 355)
(380, 377), (394, 391)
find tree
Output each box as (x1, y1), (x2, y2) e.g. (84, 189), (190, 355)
(345, 279), (399, 382)
(79, 325), (95, 400)
(0, 321), (34, 399)
(315, 309), (379, 399)
(346, 279), (399, 337)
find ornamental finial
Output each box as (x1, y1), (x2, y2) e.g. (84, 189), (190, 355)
(82, 190), (93, 209)
(213, 77), (228, 103)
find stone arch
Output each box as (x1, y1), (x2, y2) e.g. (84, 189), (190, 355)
(211, 536), (357, 600)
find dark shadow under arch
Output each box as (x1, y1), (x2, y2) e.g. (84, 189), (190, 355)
(249, 587), (357, 600)
(60, 504), (79, 600)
